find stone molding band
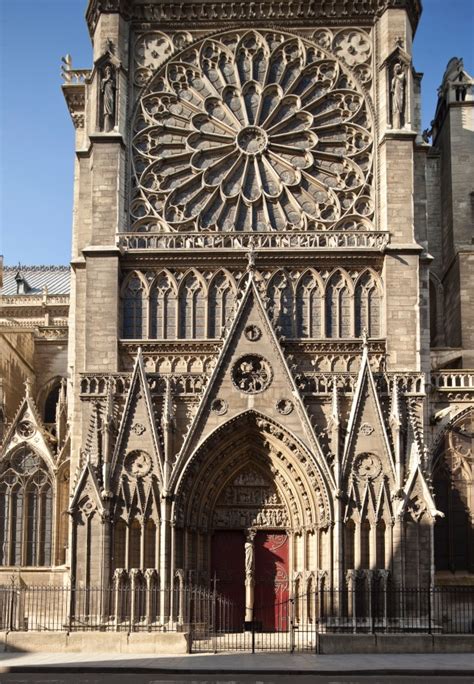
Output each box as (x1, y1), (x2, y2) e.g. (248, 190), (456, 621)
(86, 1), (422, 36)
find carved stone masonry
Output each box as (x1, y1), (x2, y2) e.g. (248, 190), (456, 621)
(390, 61), (406, 129)
(100, 63), (116, 132)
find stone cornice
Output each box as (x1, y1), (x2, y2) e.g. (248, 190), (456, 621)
(86, 0), (422, 36)
(82, 245), (122, 258)
(62, 74), (89, 130)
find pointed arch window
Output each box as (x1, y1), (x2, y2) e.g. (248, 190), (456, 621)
(355, 272), (381, 338)
(0, 447), (53, 567)
(113, 520), (126, 570)
(208, 274), (234, 338)
(144, 520), (157, 569)
(150, 274), (177, 339)
(325, 273), (352, 338)
(179, 274), (205, 339)
(360, 520), (370, 569)
(296, 273), (322, 338)
(376, 520), (386, 569)
(123, 275), (146, 339)
(129, 520), (141, 569)
(344, 519), (355, 570)
(268, 273), (294, 338)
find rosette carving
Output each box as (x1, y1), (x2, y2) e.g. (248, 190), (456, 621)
(131, 29), (373, 233)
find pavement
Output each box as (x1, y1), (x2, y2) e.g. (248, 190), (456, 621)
(0, 652), (473, 675)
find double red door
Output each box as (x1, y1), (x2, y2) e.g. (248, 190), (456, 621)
(211, 530), (289, 631)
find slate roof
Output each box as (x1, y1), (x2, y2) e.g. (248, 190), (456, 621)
(1, 266), (71, 296)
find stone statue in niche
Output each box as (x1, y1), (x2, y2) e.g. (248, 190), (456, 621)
(391, 62), (406, 129)
(101, 64), (116, 132)
(245, 529), (256, 579)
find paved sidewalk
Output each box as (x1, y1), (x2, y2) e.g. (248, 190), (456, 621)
(0, 652), (473, 674)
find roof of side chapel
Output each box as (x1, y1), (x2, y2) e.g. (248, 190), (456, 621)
(1, 265), (71, 296)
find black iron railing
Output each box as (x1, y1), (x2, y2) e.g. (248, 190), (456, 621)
(0, 583), (472, 648)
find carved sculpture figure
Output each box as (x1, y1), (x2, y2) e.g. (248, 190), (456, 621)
(101, 64), (116, 132)
(391, 62), (406, 129)
(245, 535), (255, 578)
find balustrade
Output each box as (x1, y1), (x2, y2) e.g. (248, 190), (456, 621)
(117, 231), (390, 252)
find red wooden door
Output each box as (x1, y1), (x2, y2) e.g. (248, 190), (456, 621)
(254, 531), (289, 631)
(211, 530), (245, 629)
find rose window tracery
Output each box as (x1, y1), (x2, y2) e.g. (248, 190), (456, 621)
(232, 355), (273, 393)
(124, 450), (152, 478)
(131, 29), (373, 233)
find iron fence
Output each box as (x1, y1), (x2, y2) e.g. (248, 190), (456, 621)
(0, 582), (232, 633)
(191, 586), (474, 653)
(0, 583), (472, 653)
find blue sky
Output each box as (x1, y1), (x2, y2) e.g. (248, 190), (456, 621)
(0, 0), (473, 266)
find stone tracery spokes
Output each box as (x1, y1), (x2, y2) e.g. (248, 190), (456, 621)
(131, 29), (373, 232)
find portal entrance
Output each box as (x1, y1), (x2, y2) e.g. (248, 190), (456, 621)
(211, 528), (289, 631)
(254, 531), (289, 631)
(211, 530), (245, 629)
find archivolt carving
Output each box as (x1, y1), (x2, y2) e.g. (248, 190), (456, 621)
(172, 411), (332, 529)
(131, 29), (373, 233)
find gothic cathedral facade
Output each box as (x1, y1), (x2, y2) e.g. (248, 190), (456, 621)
(0, 0), (473, 623)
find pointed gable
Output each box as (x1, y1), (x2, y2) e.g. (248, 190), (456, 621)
(69, 462), (104, 515)
(1, 384), (56, 472)
(342, 342), (395, 482)
(110, 349), (163, 487)
(171, 277), (332, 490)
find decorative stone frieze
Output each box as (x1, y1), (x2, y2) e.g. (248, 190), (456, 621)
(86, 0), (422, 35)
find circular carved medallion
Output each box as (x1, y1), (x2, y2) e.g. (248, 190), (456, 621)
(132, 423), (146, 436)
(232, 355), (272, 394)
(360, 422), (374, 436)
(131, 29), (373, 233)
(276, 399), (294, 415)
(354, 452), (381, 480)
(211, 398), (228, 415)
(124, 450), (152, 478)
(17, 421), (35, 439)
(244, 324), (262, 341)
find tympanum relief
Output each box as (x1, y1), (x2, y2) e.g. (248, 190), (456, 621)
(213, 469), (290, 529)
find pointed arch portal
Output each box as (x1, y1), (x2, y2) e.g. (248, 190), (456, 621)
(173, 411), (331, 630)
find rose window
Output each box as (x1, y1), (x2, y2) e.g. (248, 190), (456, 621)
(131, 30), (373, 233)
(124, 450), (152, 478)
(232, 355), (273, 394)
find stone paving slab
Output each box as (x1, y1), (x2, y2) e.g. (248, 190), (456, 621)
(0, 652), (473, 674)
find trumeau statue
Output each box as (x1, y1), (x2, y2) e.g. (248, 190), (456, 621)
(101, 64), (116, 132)
(391, 62), (406, 129)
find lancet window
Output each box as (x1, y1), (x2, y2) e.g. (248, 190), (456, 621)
(150, 274), (177, 339)
(122, 274), (146, 339)
(355, 272), (381, 337)
(0, 447), (53, 567)
(268, 273), (294, 338)
(325, 272), (352, 338)
(112, 517), (158, 572)
(344, 519), (355, 569)
(296, 273), (322, 338)
(208, 274), (234, 338)
(112, 451), (160, 572)
(179, 273), (206, 339)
